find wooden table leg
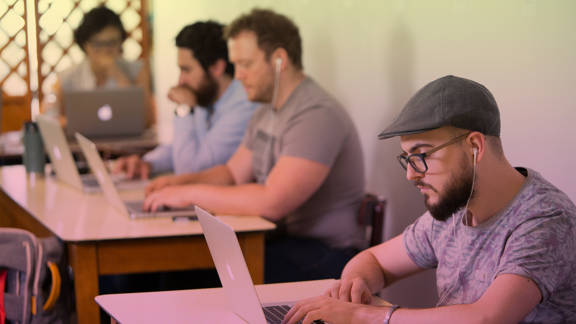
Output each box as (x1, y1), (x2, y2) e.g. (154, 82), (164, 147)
(68, 243), (101, 324)
(240, 232), (265, 284)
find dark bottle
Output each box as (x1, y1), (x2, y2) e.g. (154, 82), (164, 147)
(22, 121), (45, 175)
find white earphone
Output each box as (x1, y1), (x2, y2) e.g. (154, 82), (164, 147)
(271, 57), (282, 108)
(473, 147), (478, 167)
(275, 57), (282, 74)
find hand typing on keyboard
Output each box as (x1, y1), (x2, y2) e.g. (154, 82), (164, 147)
(282, 295), (387, 324)
(157, 205), (170, 211)
(143, 185), (194, 212)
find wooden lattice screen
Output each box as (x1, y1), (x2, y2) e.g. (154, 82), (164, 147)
(0, 0), (150, 132)
(0, 0), (31, 132)
(35, 0), (151, 104)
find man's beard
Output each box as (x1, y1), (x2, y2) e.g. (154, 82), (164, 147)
(194, 73), (219, 108)
(420, 159), (474, 221)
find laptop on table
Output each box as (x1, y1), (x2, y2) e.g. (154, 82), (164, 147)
(196, 206), (314, 324)
(63, 87), (146, 138)
(76, 133), (196, 220)
(37, 115), (147, 193)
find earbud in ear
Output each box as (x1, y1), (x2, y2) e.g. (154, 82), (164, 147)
(473, 148), (478, 167)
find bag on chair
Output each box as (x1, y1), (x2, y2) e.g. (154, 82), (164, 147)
(0, 228), (74, 324)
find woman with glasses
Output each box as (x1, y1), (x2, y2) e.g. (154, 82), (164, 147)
(43, 5), (153, 125)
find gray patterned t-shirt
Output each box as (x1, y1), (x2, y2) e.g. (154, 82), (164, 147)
(404, 168), (576, 323)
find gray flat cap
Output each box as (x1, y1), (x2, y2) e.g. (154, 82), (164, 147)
(378, 75), (500, 139)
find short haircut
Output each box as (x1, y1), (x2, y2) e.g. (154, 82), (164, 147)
(225, 8), (303, 70)
(74, 6), (127, 51)
(447, 127), (505, 159)
(175, 21), (234, 77)
(486, 136), (504, 158)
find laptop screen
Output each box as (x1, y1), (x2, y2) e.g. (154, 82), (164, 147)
(64, 87), (146, 138)
(195, 206), (269, 323)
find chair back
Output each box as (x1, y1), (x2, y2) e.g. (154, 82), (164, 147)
(358, 194), (387, 247)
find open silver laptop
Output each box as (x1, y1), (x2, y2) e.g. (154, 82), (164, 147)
(37, 115), (147, 193)
(64, 87), (146, 138)
(76, 133), (196, 220)
(37, 115), (102, 193)
(195, 206), (299, 324)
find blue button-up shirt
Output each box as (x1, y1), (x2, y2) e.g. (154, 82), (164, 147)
(144, 80), (257, 174)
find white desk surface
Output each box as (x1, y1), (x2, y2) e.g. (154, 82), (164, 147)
(0, 130), (23, 156)
(96, 279), (335, 324)
(0, 165), (275, 242)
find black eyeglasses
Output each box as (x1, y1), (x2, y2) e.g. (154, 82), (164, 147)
(397, 132), (470, 174)
(88, 38), (122, 49)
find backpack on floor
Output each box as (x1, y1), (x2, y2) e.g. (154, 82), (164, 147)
(0, 228), (74, 324)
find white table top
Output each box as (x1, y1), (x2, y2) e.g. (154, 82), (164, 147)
(0, 165), (275, 242)
(0, 130), (23, 156)
(96, 279), (335, 324)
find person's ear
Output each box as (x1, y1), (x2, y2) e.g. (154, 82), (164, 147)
(271, 48), (288, 72)
(467, 132), (484, 164)
(209, 59), (227, 78)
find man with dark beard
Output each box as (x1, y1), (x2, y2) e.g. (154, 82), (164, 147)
(284, 75), (576, 324)
(115, 21), (257, 179)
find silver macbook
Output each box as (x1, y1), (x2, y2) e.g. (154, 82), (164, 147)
(37, 115), (102, 193)
(37, 115), (147, 193)
(63, 87), (146, 138)
(195, 206), (298, 324)
(76, 133), (196, 220)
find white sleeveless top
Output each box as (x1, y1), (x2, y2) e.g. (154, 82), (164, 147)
(58, 58), (142, 90)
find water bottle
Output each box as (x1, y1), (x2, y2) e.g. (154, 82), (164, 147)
(22, 121), (45, 175)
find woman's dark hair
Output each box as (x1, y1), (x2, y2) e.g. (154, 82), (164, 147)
(175, 21), (234, 77)
(74, 6), (127, 51)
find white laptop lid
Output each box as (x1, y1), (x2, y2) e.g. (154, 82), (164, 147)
(75, 133), (130, 217)
(64, 87), (146, 138)
(36, 115), (83, 191)
(76, 132), (196, 220)
(195, 206), (268, 324)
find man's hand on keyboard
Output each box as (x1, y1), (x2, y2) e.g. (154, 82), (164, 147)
(114, 155), (151, 180)
(326, 278), (372, 305)
(282, 295), (391, 324)
(143, 185), (193, 212)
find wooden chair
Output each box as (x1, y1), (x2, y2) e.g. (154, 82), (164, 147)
(358, 193), (387, 247)
(0, 93), (30, 133)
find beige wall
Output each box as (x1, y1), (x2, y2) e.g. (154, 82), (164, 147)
(152, 0), (576, 306)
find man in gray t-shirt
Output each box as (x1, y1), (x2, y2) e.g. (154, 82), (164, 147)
(284, 76), (576, 324)
(144, 9), (365, 282)
(243, 77), (364, 250)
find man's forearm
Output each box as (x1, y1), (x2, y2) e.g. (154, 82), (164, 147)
(341, 250), (388, 294)
(387, 303), (494, 324)
(175, 165), (235, 186)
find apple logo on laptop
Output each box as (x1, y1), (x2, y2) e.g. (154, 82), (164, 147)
(97, 104), (113, 121)
(52, 146), (62, 160)
(226, 263), (235, 280)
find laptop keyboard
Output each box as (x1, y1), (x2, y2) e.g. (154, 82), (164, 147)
(262, 305), (325, 324)
(124, 201), (197, 215)
(263, 305), (293, 324)
(81, 177), (99, 187)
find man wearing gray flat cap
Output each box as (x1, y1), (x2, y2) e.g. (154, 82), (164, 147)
(284, 75), (576, 324)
